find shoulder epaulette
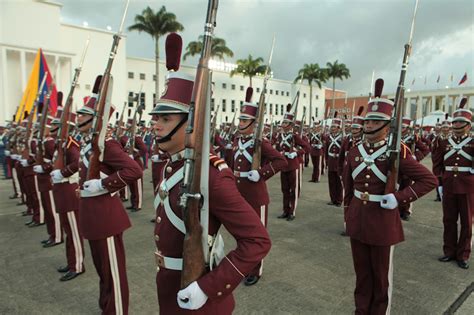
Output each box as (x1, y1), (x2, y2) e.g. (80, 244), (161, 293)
(209, 153), (228, 171)
(67, 137), (80, 149)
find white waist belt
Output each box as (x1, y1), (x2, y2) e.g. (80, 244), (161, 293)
(234, 171), (249, 178)
(80, 189), (110, 198)
(328, 152), (337, 158)
(445, 166), (470, 172)
(155, 251), (183, 271)
(354, 189), (384, 202)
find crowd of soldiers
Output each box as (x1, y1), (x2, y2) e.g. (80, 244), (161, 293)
(0, 33), (472, 315)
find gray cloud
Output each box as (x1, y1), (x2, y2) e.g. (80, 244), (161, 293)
(59, 0), (473, 95)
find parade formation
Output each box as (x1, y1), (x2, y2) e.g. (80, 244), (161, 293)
(0, 0), (473, 314)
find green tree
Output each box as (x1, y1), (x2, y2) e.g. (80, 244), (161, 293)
(326, 60), (351, 113)
(295, 63), (328, 124)
(183, 35), (234, 61)
(128, 6), (184, 100)
(230, 55), (268, 87)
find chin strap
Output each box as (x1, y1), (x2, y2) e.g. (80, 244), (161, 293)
(363, 121), (390, 135)
(156, 115), (188, 144)
(238, 119), (255, 132)
(452, 122), (470, 131)
(77, 117), (94, 129)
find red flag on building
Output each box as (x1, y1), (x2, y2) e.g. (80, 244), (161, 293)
(458, 72), (468, 85)
(411, 78), (415, 85)
(436, 74), (440, 83)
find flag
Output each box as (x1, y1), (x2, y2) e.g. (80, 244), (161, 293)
(15, 48), (58, 122)
(424, 75), (427, 85)
(450, 74), (453, 83)
(458, 72), (468, 85)
(436, 74), (440, 83)
(411, 78), (415, 85)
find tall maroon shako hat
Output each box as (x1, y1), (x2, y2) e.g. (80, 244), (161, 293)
(239, 87), (257, 120)
(283, 103), (295, 123)
(331, 111), (342, 127)
(452, 98), (471, 124)
(364, 78), (394, 121)
(51, 92), (76, 127)
(402, 116), (412, 127)
(352, 106), (365, 128)
(76, 76), (115, 125)
(441, 113), (451, 127)
(150, 33), (194, 115)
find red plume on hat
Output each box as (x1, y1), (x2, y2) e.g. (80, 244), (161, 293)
(57, 91), (63, 107)
(334, 111), (338, 118)
(77, 75), (102, 115)
(357, 106), (364, 116)
(245, 87), (253, 102)
(374, 78), (384, 98)
(352, 106), (365, 127)
(459, 97), (467, 109)
(165, 33), (182, 71)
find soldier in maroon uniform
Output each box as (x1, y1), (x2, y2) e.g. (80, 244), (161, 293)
(150, 33), (271, 314)
(339, 110), (364, 236)
(344, 86), (437, 314)
(49, 108), (85, 281)
(230, 89), (286, 286)
(432, 118), (451, 202)
(120, 118), (148, 212)
(325, 117), (344, 206)
(34, 114), (63, 247)
(76, 84), (143, 314)
(308, 121), (324, 182)
(433, 98), (473, 269)
(275, 108), (310, 220)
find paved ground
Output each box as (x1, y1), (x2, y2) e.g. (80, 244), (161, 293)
(0, 160), (472, 314)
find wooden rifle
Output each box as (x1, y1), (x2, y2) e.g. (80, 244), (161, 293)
(210, 104), (220, 145)
(298, 107), (306, 136)
(180, 0), (218, 291)
(54, 39), (89, 169)
(127, 93), (145, 156)
(87, 0), (130, 181)
(251, 36), (275, 170)
(385, 0), (419, 194)
(21, 74), (48, 160)
(36, 84), (55, 164)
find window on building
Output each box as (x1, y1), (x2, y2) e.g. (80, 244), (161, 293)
(286, 91), (289, 97)
(153, 75), (157, 81)
(303, 93), (307, 98)
(269, 104), (273, 115)
(270, 89), (273, 95)
(222, 83), (227, 89)
(128, 72), (134, 79)
(231, 84), (236, 90)
(128, 92), (134, 107)
(240, 101), (243, 106)
(257, 87), (261, 93)
(281, 104), (284, 113)
(240, 85), (244, 91)
(275, 90), (279, 96)
(211, 98), (215, 111)
(153, 93), (156, 103)
(140, 92), (146, 108)
(222, 99), (226, 112)
(231, 100), (235, 112)
(85, 84), (91, 90)
(315, 95), (319, 100)
(281, 90), (285, 95)
(315, 108), (319, 117)
(275, 105), (278, 115)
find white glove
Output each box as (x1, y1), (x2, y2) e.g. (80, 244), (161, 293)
(151, 154), (161, 163)
(247, 170), (261, 182)
(225, 144), (232, 149)
(129, 154), (134, 159)
(286, 152), (297, 159)
(11, 154), (19, 160)
(20, 159), (29, 167)
(5, 150), (10, 156)
(380, 193), (398, 210)
(177, 281), (208, 310)
(50, 169), (64, 182)
(412, 155), (417, 161)
(33, 165), (44, 174)
(470, 168), (474, 175)
(83, 179), (104, 193)
(438, 186), (443, 199)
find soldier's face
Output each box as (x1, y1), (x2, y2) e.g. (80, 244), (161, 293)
(364, 120), (389, 142)
(330, 125), (339, 133)
(402, 126), (409, 135)
(238, 119), (255, 135)
(152, 114), (187, 153)
(281, 121), (290, 130)
(351, 127), (362, 136)
(452, 121), (470, 136)
(77, 114), (93, 132)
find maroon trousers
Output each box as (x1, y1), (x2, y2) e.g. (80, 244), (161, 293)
(327, 171), (343, 204)
(60, 211), (85, 273)
(351, 238), (394, 315)
(89, 234), (129, 315)
(249, 204), (268, 277)
(398, 178), (412, 216)
(442, 192), (474, 261)
(40, 190), (62, 243)
(310, 154), (323, 182)
(304, 152), (309, 167)
(24, 175), (41, 222)
(129, 177), (143, 209)
(280, 170), (297, 215)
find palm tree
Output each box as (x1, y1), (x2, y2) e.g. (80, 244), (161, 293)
(230, 55), (267, 87)
(326, 60), (351, 113)
(128, 6), (184, 100)
(295, 63), (328, 124)
(183, 35), (234, 61)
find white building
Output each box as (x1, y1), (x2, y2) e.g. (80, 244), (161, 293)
(0, 0), (326, 126)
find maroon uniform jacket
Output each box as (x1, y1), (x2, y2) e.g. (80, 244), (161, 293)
(22, 139), (37, 177)
(402, 134), (430, 161)
(309, 132), (324, 156)
(79, 138), (143, 240)
(343, 141), (437, 246)
(274, 132), (310, 172)
(120, 134), (148, 169)
(153, 152), (271, 314)
(37, 137), (55, 192)
(52, 136), (80, 213)
(432, 134), (474, 194)
(325, 132), (343, 172)
(339, 134), (362, 176)
(230, 135), (287, 209)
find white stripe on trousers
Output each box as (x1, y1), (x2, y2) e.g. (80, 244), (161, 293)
(294, 169), (299, 215)
(107, 236), (123, 315)
(48, 191), (62, 243)
(34, 175), (44, 223)
(124, 185), (129, 199)
(386, 246), (394, 315)
(318, 156), (322, 179)
(137, 178), (142, 209)
(12, 168), (21, 196)
(259, 205), (266, 276)
(67, 212), (83, 273)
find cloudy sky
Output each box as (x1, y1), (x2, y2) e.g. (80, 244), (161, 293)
(59, 0), (473, 96)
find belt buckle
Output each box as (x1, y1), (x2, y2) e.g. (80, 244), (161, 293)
(234, 171), (240, 177)
(361, 192), (370, 201)
(155, 251), (165, 268)
(452, 166), (458, 172)
(158, 183), (168, 201)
